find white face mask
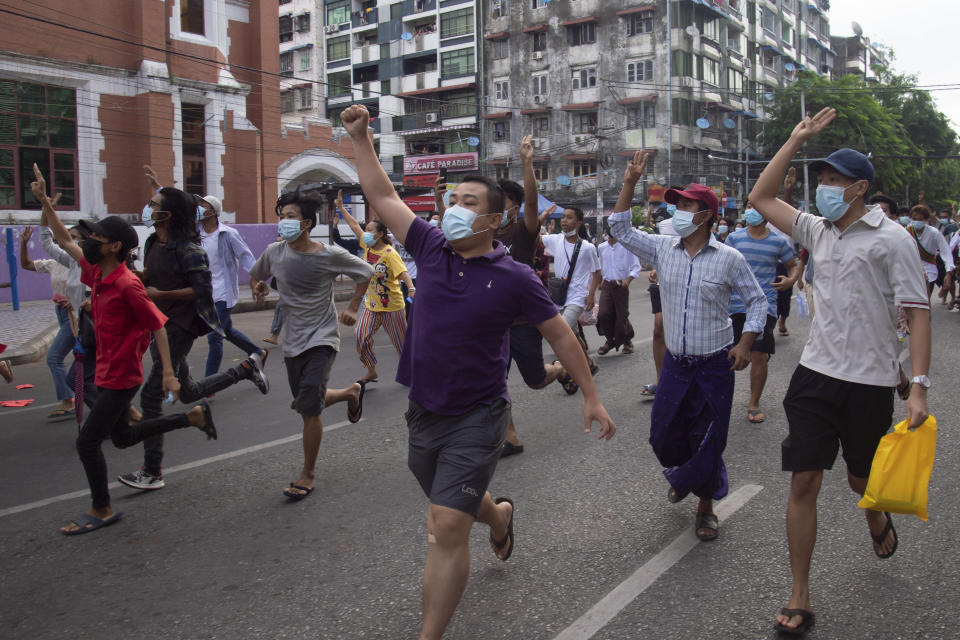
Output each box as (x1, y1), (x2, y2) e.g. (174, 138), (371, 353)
(563, 228), (578, 238)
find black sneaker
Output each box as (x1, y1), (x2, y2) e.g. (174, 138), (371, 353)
(245, 352), (269, 394)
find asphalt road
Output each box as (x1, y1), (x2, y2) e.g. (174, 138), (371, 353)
(1, 282), (957, 640)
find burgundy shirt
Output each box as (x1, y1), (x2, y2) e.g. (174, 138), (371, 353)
(81, 260), (168, 389)
(397, 218), (558, 415)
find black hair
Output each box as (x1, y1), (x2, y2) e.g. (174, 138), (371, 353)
(565, 206), (590, 239)
(275, 186), (320, 230)
(459, 174), (505, 214)
(158, 187), (199, 242)
(498, 180), (524, 209)
(369, 219), (392, 245)
(722, 217), (735, 228)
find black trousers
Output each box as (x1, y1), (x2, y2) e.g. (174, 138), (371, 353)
(140, 324), (247, 475)
(597, 281), (634, 348)
(78, 385), (191, 509)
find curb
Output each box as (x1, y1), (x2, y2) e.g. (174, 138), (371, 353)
(5, 322), (59, 366)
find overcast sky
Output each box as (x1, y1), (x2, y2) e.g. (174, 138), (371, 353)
(829, 0), (960, 134)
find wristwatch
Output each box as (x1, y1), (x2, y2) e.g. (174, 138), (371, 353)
(911, 375), (932, 390)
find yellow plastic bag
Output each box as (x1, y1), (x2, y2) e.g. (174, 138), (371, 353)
(858, 415), (937, 521)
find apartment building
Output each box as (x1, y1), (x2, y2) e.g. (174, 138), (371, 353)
(831, 27), (889, 82)
(478, 0), (834, 214)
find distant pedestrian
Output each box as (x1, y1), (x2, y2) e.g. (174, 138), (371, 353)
(596, 221), (640, 355)
(906, 204), (954, 298)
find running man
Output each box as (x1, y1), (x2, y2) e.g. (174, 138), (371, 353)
(195, 193), (268, 378)
(249, 188), (374, 500)
(749, 108), (931, 636)
(609, 152), (766, 542)
(119, 185), (268, 491)
(341, 104), (615, 640)
(31, 165), (217, 535)
(725, 205), (800, 423)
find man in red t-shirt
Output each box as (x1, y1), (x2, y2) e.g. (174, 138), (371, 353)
(31, 165), (218, 535)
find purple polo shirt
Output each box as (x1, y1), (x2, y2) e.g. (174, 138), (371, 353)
(398, 217), (559, 415)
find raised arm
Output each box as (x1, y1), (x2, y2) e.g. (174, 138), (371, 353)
(434, 174), (447, 218)
(750, 107), (837, 235)
(335, 189), (366, 240)
(30, 163), (82, 264)
(341, 105), (416, 244)
(18, 227), (36, 271)
(614, 151), (648, 213)
(519, 134), (540, 236)
(144, 165), (163, 192)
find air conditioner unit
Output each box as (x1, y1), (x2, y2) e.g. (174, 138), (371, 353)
(533, 51), (544, 60)
(679, 76), (697, 88)
(425, 112), (439, 123)
(325, 24), (339, 34)
(533, 95), (545, 104)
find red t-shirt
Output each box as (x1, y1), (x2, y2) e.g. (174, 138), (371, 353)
(80, 260), (168, 390)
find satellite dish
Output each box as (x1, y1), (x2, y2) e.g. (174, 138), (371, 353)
(722, 117), (736, 129)
(556, 175), (572, 186)
(685, 25), (699, 38)
(851, 21), (863, 36)
(466, 136), (480, 147)
(784, 62), (796, 72)
(401, 32), (414, 40)
(696, 117), (711, 129)
(764, 92), (775, 101)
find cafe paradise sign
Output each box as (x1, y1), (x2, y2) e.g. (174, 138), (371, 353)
(403, 152), (479, 175)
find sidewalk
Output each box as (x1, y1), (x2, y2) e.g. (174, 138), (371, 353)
(0, 279), (358, 364)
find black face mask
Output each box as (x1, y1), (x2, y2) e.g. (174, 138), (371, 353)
(81, 238), (104, 264)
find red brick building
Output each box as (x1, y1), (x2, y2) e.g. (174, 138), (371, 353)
(0, 0), (357, 224)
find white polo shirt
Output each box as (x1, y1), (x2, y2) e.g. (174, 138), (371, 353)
(792, 205), (929, 387)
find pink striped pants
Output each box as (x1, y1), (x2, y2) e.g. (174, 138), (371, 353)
(355, 307), (407, 368)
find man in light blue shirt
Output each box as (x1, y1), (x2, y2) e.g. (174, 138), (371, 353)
(726, 207), (800, 423)
(609, 152), (766, 543)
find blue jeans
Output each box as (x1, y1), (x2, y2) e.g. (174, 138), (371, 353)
(205, 301), (261, 376)
(47, 305), (75, 402)
(270, 305), (283, 335)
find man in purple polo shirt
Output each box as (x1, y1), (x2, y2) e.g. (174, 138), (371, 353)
(341, 104), (616, 640)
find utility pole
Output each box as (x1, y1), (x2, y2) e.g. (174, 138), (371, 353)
(666, 0), (672, 188)
(800, 89), (810, 212)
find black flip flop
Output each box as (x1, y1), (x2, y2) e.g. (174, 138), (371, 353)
(871, 511), (898, 559)
(695, 512), (719, 541)
(490, 497), (515, 561)
(283, 483), (313, 501)
(500, 441), (524, 458)
(199, 400), (217, 440)
(774, 608), (815, 635)
(667, 486), (685, 503)
(61, 512), (123, 536)
(348, 380), (366, 423)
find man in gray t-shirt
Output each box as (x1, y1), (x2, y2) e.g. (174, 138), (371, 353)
(250, 189), (374, 501)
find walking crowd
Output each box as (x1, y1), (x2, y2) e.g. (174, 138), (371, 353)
(4, 103), (948, 639)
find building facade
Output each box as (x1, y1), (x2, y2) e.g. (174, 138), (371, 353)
(0, 0), (357, 226)
(830, 30), (889, 82)
(478, 0), (834, 215)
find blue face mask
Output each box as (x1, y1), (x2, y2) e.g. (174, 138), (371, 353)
(441, 204), (495, 242)
(911, 220), (926, 232)
(744, 208), (764, 226)
(196, 206), (204, 221)
(142, 204), (155, 228)
(717, 225), (728, 234)
(362, 231), (376, 246)
(428, 219), (439, 228)
(500, 208), (514, 229)
(278, 219), (305, 242)
(672, 209), (708, 239)
(665, 204), (677, 217)
(899, 216), (911, 226)
(815, 183), (857, 222)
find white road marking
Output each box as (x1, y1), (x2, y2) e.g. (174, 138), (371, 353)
(552, 484), (764, 640)
(0, 418), (358, 519)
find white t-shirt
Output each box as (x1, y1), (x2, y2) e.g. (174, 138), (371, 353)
(657, 218), (679, 237)
(542, 233), (600, 309)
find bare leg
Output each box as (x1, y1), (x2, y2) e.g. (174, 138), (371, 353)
(324, 383), (361, 410)
(530, 362), (563, 389)
(847, 472), (897, 556)
(776, 470), (822, 631)
(420, 504), (477, 640)
(505, 413), (522, 447)
(652, 313), (665, 379)
(748, 352), (769, 416)
(288, 415), (323, 495)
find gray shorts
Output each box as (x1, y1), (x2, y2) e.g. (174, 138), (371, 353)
(560, 304), (584, 330)
(406, 398), (510, 516)
(284, 346), (336, 417)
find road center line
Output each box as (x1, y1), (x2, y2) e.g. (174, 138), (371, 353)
(552, 483), (764, 640)
(0, 418), (357, 519)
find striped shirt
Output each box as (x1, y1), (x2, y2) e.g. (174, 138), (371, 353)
(609, 209), (766, 356)
(725, 228), (795, 317)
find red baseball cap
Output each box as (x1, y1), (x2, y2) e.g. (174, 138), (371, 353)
(664, 183), (719, 216)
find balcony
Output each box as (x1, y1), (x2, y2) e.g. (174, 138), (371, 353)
(352, 8), (377, 29)
(352, 44), (380, 65)
(402, 31), (439, 55)
(399, 70), (440, 93)
(352, 81), (379, 100)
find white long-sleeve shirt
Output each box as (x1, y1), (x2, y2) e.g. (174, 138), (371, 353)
(598, 240), (641, 281)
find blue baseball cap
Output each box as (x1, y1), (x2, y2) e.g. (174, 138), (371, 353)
(810, 148), (874, 183)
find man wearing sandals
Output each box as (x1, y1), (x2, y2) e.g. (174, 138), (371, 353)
(609, 152), (766, 544)
(340, 104), (615, 640)
(249, 188), (373, 501)
(30, 165), (218, 535)
(596, 220), (641, 356)
(749, 108), (931, 636)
